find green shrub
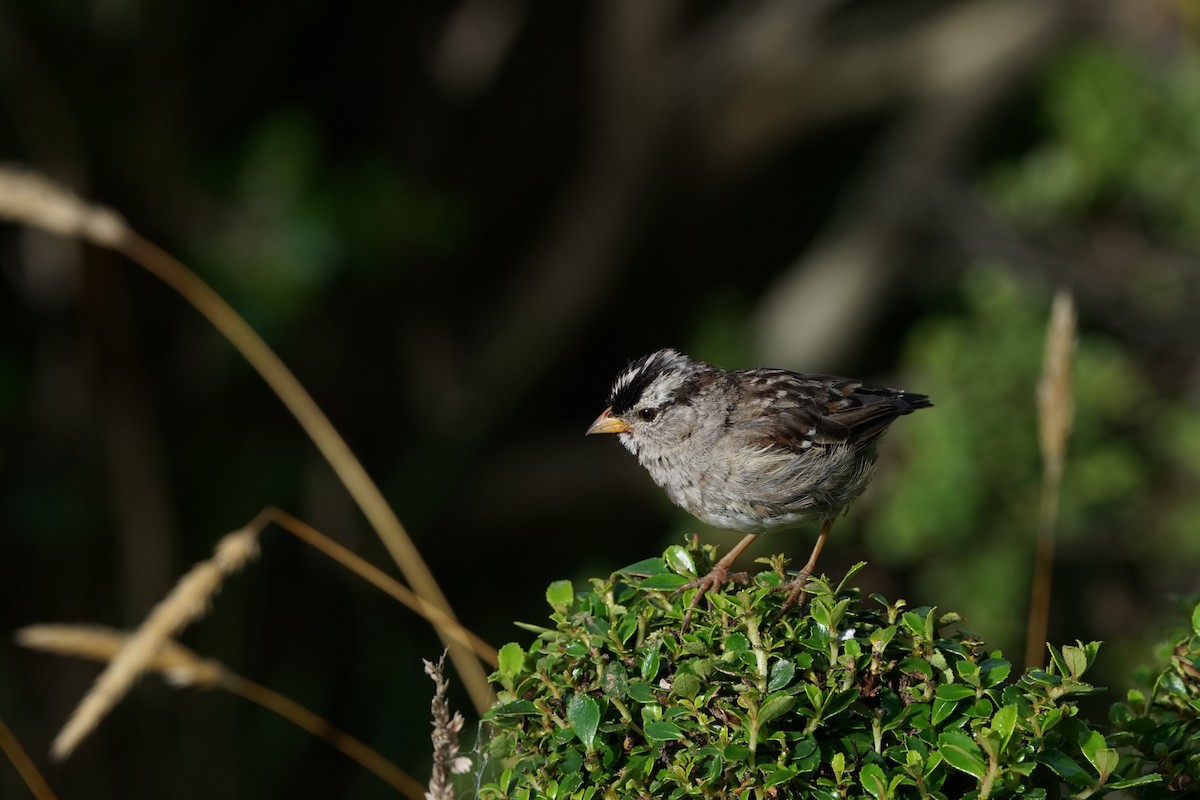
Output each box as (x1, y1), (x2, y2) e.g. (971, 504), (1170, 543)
(478, 541), (1198, 799)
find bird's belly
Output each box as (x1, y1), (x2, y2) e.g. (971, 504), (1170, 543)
(664, 481), (825, 533)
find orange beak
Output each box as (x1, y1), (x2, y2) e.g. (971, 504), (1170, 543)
(586, 407), (629, 435)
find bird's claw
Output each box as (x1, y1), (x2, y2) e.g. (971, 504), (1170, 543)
(773, 569), (815, 622)
(676, 566), (751, 631)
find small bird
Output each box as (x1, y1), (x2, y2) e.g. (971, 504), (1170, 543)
(587, 348), (931, 628)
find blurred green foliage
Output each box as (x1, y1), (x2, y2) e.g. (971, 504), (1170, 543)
(869, 269), (1149, 649)
(862, 40), (1200, 663)
(990, 45), (1200, 246)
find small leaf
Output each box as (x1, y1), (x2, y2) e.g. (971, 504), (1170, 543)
(899, 658), (933, 679)
(671, 673), (701, 700)
(724, 633), (750, 652)
(935, 684), (976, 701)
(768, 659), (796, 692)
(992, 703), (1018, 751)
(1106, 774), (1164, 790)
(823, 689), (859, 719)
(757, 693), (796, 727)
(1093, 747), (1118, 781)
(617, 557), (669, 576)
(644, 720), (685, 742)
(663, 545), (696, 576)
(869, 626), (897, 650)
(546, 580), (574, 610)
(1039, 749), (1092, 787)
(1079, 729), (1106, 765)
(902, 611), (928, 638)
(831, 751), (846, 783)
(937, 730), (988, 780)
(497, 642), (525, 678)
(931, 696), (958, 727)
(980, 658), (1012, 688)
(764, 765), (799, 787)
(1061, 644), (1088, 679)
(1192, 601), (1200, 637)
(859, 762), (888, 800)
(638, 573), (689, 590)
(566, 693), (600, 751)
(484, 700), (539, 718)
(601, 663), (628, 697)
(640, 643), (661, 681)
(724, 742), (751, 761)
(626, 681), (656, 703)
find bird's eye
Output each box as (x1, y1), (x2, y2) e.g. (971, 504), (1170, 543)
(637, 407), (658, 422)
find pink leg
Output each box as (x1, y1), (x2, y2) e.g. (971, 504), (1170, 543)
(777, 519), (832, 616)
(679, 532), (758, 631)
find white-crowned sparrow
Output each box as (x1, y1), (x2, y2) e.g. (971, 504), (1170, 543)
(586, 348), (931, 628)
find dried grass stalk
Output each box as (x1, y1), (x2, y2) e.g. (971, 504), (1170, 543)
(1025, 289), (1076, 669)
(0, 166), (491, 711)
(267, 507), (497, 666)
(17, 625), (424, 798)
(1037, 290), (1076, 484)
(16, 625), (223, 690)
(424, 652), (471, 800)
(0, 165), (127, 247)
(49, 519), (264, 760)
(0, 714), (58, 800)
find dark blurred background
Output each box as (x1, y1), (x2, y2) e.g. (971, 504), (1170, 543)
(3, 0), (1200, 796)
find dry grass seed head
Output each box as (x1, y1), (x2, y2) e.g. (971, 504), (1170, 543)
(49, 524), (261, 760)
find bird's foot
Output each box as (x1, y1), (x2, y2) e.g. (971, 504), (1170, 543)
(677, 566), (751, 632)
(773, 568), (816, 622)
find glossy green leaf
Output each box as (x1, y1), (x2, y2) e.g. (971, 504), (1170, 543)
(935, 684), (976, 701)
(640, 643), (661, 681)
(663, 545), (696, 576)
(859, 762), (887, 800)
(768, 659), (795, 692)
(757, 693), (795, 727)
(567, 693), (600, 751)
(638, 573), (690, 590)
(617, 557), (669, 576)
(937, 730), (988, 780)
(643, 721), (685, 742)
(992, 703), (1018, 751)
(1039, 749), (1092, 787)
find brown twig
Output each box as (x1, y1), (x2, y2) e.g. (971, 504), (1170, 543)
(0, 714), (58, 800)
(266, 507), (497, 666)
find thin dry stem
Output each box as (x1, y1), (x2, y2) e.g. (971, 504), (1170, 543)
(1037, 290), (1076, 485)
(0, 715), (58, 800)
(267, 507), (497, 666)
(50, 517), (265, 760)
(0, 165), (126, 246)
(0, 166), (490, 712)
(17, 625), (423, 798)
(424, 652), (470, 800)
(220, 673), (425, 797)
(17, 625), (223, 689)
(1025, 289), (1076, 669)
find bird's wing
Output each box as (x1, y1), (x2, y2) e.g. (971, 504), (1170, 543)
(731, 370), (919, 453)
